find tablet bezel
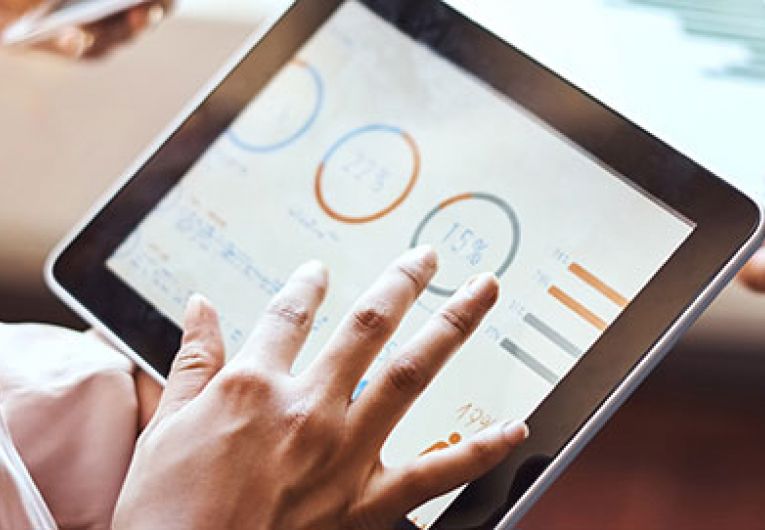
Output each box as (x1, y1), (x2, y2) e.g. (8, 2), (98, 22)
(47, 0), (764, 528)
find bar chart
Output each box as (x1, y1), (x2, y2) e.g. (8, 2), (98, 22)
(410, 192), (521, 296)
(499, 255), (632, 387)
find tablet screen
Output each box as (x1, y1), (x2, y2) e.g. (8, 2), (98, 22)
(107, 1), (694, 526)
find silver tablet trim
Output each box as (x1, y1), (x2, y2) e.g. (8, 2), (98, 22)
(42, 1), (765, 525)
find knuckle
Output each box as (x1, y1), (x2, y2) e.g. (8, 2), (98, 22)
(352, 304), (393, 336)
(217, 368), (272, 399)
(173, 342), (211, 371)
(470, 437), (499, 468)
(284, 406), (313, 435)
(395, 262), (427, 293)
(438, 307), (474, 339)
(403, 465), (436, 499)
(385, 355), (427, 394)
(284, 400), (341, 448)
(266, 298), (312, 328)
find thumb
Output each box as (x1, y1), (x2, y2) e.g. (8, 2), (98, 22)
(31, 26), (95, 59)
(154, 294), (226, 422)
(738, 247), (765, 293)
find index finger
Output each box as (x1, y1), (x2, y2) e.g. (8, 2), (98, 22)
(304, 246), (437, 399)
(347, 272), (499, 454)
(231, 260), (328, 373)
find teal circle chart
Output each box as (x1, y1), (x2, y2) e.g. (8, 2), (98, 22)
(410, 192), (521, 297)
(228, 60), (324, 153)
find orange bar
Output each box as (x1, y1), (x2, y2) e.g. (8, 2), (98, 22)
(569, 263), (629, 308)
(548, 286), (607, 331)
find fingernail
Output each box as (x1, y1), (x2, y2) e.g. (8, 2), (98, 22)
(503, 420), (530, 442)
(57, 27), (94, 58)
(466, 272), (499, 304)
(406, 244), (438, 270)
(293, 260), (327, 283)
(186, 293), (208, 318)
(147, 4), (167, 26)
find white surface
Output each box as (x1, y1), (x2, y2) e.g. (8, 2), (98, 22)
(181, 0), (765, 198)
(447, 0), (765, 199)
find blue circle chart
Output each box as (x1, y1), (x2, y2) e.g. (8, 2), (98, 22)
(410, 192), (521, 297)
(227, 59), (324, 154)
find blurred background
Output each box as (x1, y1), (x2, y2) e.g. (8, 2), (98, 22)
(1, 0), (765, 528)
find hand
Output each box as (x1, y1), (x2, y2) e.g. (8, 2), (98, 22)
(113, 248), (529, 530)
(135, 368), (162, 430)
(738, 246), (765, 292)
(88, 328), (162, 430)
(0, 0), (171, 59)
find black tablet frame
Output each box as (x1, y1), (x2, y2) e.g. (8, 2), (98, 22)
(50, 0), (761, 527)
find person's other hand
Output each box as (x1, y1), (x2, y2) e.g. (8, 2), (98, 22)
(135, 368), (162, 430)
(738, 246), (765, 292)
(113, 248), (529, 529)
(0, 0), (170, 59)
(87, 327), (162, 430)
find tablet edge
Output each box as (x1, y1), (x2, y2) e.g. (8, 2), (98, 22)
(495, 202), (765, 529)
(43, 2), (298, 384)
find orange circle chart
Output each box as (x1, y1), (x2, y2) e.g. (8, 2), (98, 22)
(314, 124), (421, 224)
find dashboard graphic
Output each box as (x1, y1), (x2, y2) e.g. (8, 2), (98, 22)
(497, 256), (634, 386)
(314, 124), (420, 224)
(107, 2), (694, 528)
(228, 59), (324, 153)
(410, 192), (520, 296)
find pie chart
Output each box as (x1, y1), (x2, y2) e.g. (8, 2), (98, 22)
(315, 124), (420, 224)
(228, 59), (324, 153)
(410, 192), (521, 296)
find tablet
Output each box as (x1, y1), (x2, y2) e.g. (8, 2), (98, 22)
(47, 0), (764, 528)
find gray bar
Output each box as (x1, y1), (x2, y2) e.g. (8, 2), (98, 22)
(500, 338), (560, 385)
(523, 313), (583, 359)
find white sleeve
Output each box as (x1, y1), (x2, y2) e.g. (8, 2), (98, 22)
(0, 322), (139, 530)
(0, 410), (57, 530)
